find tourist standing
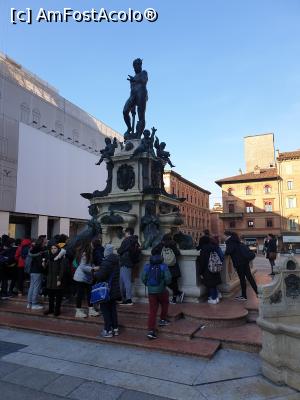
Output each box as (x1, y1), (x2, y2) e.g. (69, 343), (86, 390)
(266, 234), (277, 276)
(15, 237), (32, 296)
(43, 243), (68, 316)
(197, 236), (223, 304)
(224, 231), (257, 301)
(141, 254), (172, 339)
(152, 234), (184, 304)
(27, 235), (48, 310)
(94, 244), (121, 338)
(73, 242), (99, 318)
(117, 227), (140, 305)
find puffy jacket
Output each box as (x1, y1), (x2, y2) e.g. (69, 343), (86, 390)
(198, 243), (223, 288)
(94, 254), (121, 301)
(141, 255), (172, 294)
(73, 255), (94, 284)
(15, 239), (31, 268)
(45, 256), (68, 290)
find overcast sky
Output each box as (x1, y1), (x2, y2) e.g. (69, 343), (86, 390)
(1, 0), (300, 204)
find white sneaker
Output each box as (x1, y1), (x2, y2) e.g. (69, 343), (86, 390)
(75, 308), (87, 318)
(88, 307), (99, 317)
(26, 304), (31, 309)
(208, 298), (219, 305)
(31, 304), (43, 310)
(218, 291), (223, 300)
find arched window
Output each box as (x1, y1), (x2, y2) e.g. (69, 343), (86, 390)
(245, 186), (252, 195)
(264, 185), (271, 194)
(264, 201), (273, 212)
(20, 103), (30, 123)
(228, 187), (234, 196)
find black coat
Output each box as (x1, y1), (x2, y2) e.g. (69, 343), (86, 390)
(93, 246), (104, 266)
(198, 243), (222, 288)
(94, 254), (121, 301)
(225, 236), (247, 268)
(266, 238), (277, 254)
(29, 245), (48, 274)
(117, 236), (136, 268)
(45, 256), (68, 290)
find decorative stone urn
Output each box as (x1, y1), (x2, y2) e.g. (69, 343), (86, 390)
(257, 254), (300, 391)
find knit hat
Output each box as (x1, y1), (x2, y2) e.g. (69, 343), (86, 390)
(104, 244), (114, 257)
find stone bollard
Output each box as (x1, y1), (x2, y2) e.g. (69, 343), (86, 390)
(257, 254), (300, 391)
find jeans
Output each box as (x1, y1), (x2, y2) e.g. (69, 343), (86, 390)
(148, 290), (169, 331)
(236, 263), (258, 298)
(75, 281), (92, 308)
(100, 300), (118, 332)
(27, 273), (42, 305)
(120, 266), (132, 300)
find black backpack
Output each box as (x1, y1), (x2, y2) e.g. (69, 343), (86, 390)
(239, 243), (256, 262)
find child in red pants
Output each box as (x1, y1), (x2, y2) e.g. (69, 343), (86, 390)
(141, 254), (172, 339)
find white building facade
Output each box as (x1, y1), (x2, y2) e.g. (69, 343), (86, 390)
(0, 53), (122, 239)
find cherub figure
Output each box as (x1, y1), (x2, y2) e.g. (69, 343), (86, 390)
(154, 137), (175, 168)
(95, 137), (118, 165)
(131, 127), (156, 158)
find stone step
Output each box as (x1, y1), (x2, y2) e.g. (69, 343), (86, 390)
(0, 312), (220, 359)
(179, 302), (249, 328)
(194, 323), (262, 353)
(8, 297), (183, 321)
(0, 302), (201, 341)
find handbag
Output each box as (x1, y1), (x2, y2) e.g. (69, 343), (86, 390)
(90, 270), (114, 304)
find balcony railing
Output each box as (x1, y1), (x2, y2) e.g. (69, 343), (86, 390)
(219, 212), (244, 219)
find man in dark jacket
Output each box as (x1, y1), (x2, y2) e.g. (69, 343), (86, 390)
(27, 235), (48, 310)
(117, 227), (139, 305)
(94, 244), (121, 337)
(224, 231), (257, 301)
(266, 234), (277, 275)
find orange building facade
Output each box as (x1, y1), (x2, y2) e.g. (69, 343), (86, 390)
(163, 171), (211, 243)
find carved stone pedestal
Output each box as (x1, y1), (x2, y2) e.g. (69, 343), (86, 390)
(87, 138), (183, 248)
(257, 254), (300, 391)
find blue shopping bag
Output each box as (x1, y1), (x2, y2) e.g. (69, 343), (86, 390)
(90, 282), (110, 304)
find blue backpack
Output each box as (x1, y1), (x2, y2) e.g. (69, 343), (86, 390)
(145, 264), (162, 287)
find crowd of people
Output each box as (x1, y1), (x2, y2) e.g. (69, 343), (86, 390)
(0, 227), (271, 339)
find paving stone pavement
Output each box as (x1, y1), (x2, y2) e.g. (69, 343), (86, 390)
(0, 328), (299, 400)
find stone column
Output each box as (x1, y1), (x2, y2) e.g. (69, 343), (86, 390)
(53, 218), (70, 236)
(31, 215), (48, 238)
(132, 249), (206, 302)
(0, 211), (9, 235)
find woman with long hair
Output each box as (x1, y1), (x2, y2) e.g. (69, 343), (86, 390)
(73, 240), (99, 318)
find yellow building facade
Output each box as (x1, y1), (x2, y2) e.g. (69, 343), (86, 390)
(216, 150), (300, 251)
